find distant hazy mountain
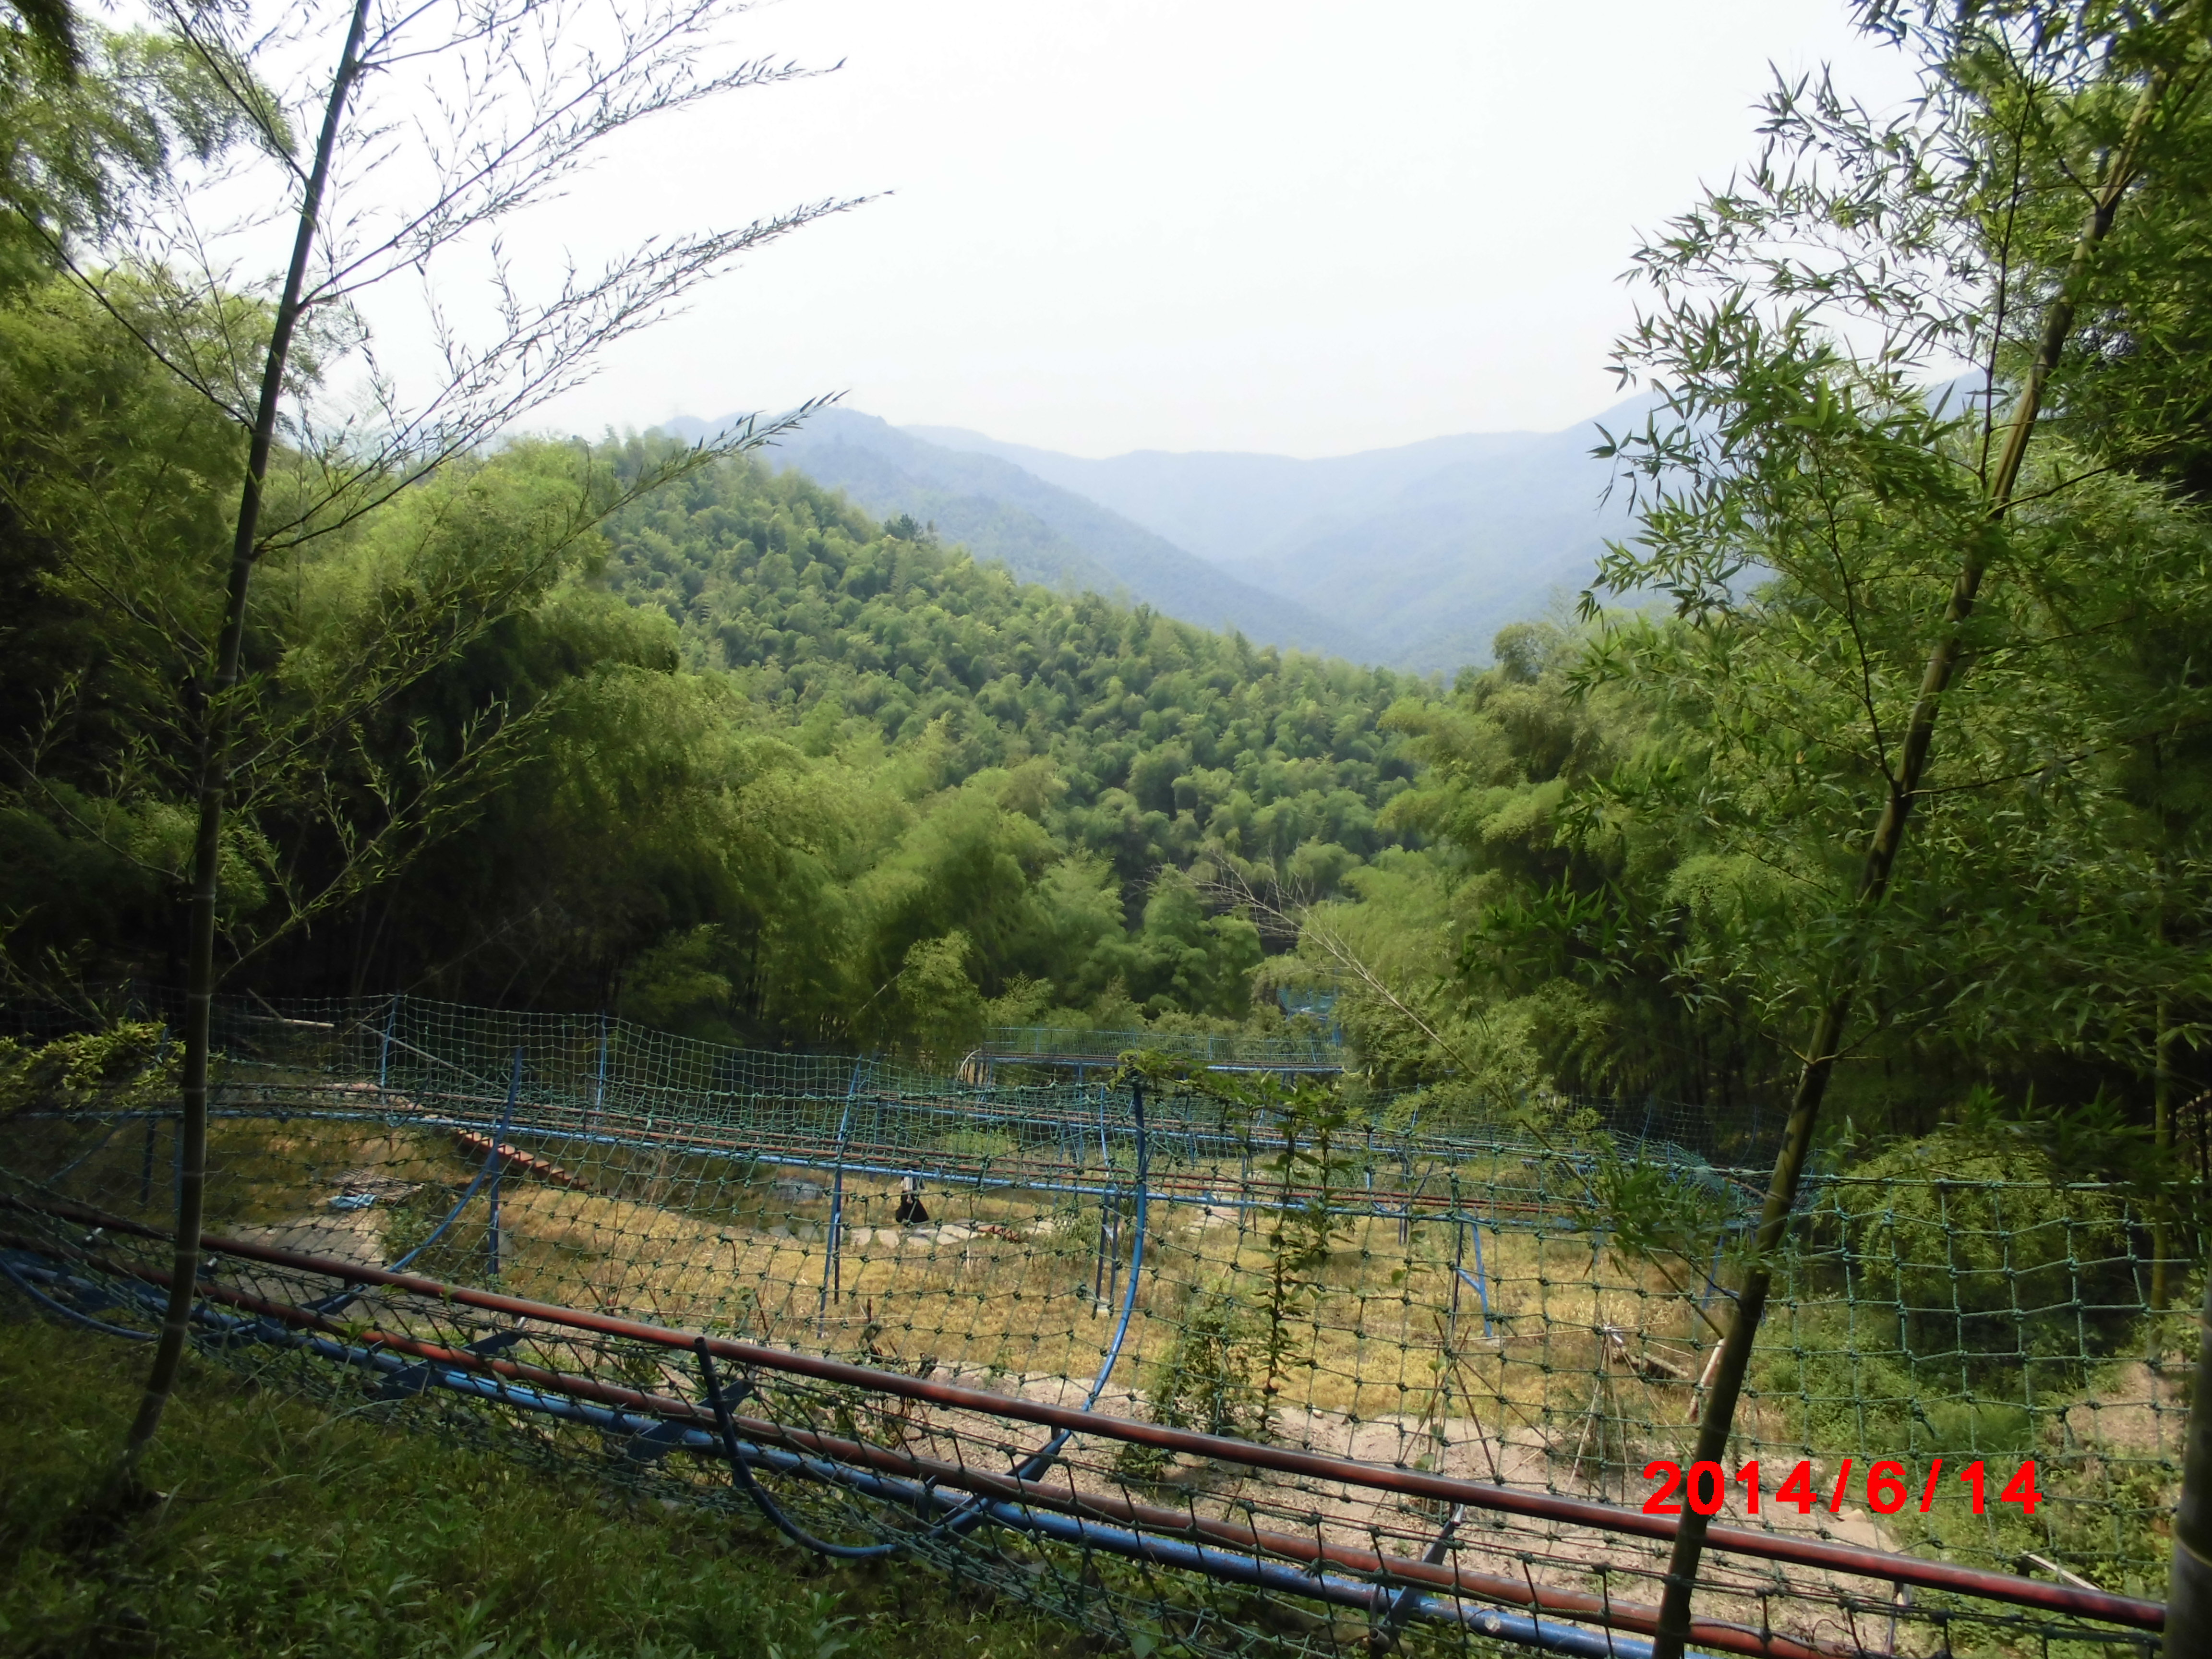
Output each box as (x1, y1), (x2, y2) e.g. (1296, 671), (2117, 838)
(658, 408), (1380, 662)
(910, 398), (1654, 674)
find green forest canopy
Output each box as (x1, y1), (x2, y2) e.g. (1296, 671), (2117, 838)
(0, 0), (2207, 1182)
(0, 295), (1429, 1056)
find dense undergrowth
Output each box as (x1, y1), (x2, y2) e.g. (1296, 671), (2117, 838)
(0, 1314), (1087, 1659)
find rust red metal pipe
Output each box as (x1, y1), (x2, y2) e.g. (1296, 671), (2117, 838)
(3, 1194), (2163, 1634)
(13, 1227), (1830, 1659)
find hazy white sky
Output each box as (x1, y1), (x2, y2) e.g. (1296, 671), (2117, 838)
(498, 0), (1926, 458)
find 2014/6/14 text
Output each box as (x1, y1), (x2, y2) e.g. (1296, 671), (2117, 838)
(1641, 1458), (2041, 1517)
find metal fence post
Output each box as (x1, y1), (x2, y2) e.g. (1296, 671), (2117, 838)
(1465, 1211), (1495, 1341)
(818, 1059), (862, 1331)
(1448, 1231), (1464, 1356)
(378, 994), (397, 1094)
(487, 1046), (521, 1277)
(590, 1010), (608, 1133)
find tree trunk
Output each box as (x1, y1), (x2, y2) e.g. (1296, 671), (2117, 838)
(117, 0), (373, 1485)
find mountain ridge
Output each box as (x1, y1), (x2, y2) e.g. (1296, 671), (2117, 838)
(902, 424), (1560, 570)
(907, 398), (1652, 673)
(659, 408), (1380, 662)
(661, 397), (1655, 673)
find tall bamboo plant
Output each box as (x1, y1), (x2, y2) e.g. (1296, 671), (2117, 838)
(1571, 5), (2212, 1650)
(123, 0), (371, 1483)
(91, 0), (861, 1482)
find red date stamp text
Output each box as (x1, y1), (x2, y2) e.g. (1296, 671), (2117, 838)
(1640, 1458), (2041, 1517)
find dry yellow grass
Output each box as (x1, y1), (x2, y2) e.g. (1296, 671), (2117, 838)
(5, 1111), (1800, 1455)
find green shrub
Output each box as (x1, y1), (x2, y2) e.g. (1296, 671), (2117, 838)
(0, 1021), (179, 1118)
(1826, 1127), (2131, 1376)
(1144, 1282), (1266, 1441)
(934, 1128), (1015, 1160)
(1912, 1397), (2035, 1459)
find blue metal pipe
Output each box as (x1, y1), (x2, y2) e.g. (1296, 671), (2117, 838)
(0, 1253), (157, 1341)
(818, 1059), (864, 1331)
(1464, 1216), (1497, 1340)
(5, 1238), (1718, 1659)
(386, 1058), (518, 1274)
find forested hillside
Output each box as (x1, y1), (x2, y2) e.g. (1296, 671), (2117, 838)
(1241, 9), (2212, 1181)
(0, 273), (1421, 1054)
(666, 407), (1379, 661)
(0, 0), (2207, 1187)
(597, 439), (1419, 888)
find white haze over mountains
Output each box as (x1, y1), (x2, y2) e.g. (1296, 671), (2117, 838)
(661, 398), (1654, 673)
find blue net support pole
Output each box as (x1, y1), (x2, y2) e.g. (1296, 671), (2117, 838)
(378, 995), (397, 1094)
(1374, 1504), (1466, 1644)
(1448, 1172), (1495, 1342)
(1092, 1083), (1114, 1309)
(1466, 1212), (1496, 1341)
(487, 1047), (521, 1278)
(1106, 1179), (1121, 1309)
(1448, 1172), (1463, 1347)
(1449, 1225), (1461, 1349)
(589, 1011), (608, 1134)
(387, 1051), (518, 1275)
(1699, 1235), (1726, 1314)
(818, 1058), (863, 1332)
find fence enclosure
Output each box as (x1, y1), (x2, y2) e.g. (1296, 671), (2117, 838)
(0, 993), (2189, 1658)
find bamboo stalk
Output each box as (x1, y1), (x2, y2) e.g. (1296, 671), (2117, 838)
(119, 0), (375, 1482)
(1648, 62), (2177, 1659)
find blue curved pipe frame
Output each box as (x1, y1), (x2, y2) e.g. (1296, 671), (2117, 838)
(732, 1080), (1151, 1560)
(0, 1236), (1716, 1659)
(1021, 1079), (1148, 1459)
(0, 1251), (157, 1341)
(386, 1050), (520, 1275)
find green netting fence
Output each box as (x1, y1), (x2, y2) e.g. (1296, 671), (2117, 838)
(0, 991), (2192, 1658)
(978, 1024), (1346, 1072)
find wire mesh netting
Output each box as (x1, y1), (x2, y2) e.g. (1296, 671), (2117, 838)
(977, 1025), (1347, 1074)
(0, 992), (2188, 1658)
